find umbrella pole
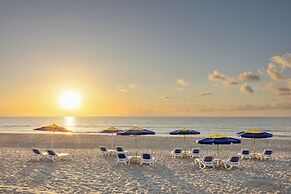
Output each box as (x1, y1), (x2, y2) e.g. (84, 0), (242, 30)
(217, 145), (219, 158)
(135, 135), (138, 160)
(184, 135), (186, 155)
(51, 130), (54, 149)
(111, 133), (114, 150)
(253, 138), (256, 154)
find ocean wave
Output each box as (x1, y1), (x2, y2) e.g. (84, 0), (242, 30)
(0, 125), (30, 128)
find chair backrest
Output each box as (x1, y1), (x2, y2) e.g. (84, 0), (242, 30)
(192, 149), (200, 154)
(47, 150), (56, 156)
(142, 153), (151, 160)
(204, 156), (213, 162)
(116, 147), (124, 152)
(264, 150), (272, 155)
(229, 156), (240, 163)
(242, 149), (250, 155)
(117, 153), (126, 159)
(100, 147), (107, 152)
(33, 149), (41, 155)
(174, 149), (182, 154)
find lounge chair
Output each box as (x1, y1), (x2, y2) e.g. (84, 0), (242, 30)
(223, 156), (241, 170)
(238, 149), (250, 159)
(46, 150), (70, 161)
(258, 149), (273, 160)
(171, 148), (183, 158)
(100, 146), (114, 156)
(116, 153), (132, 165)
(32, 148), (47, 160)
(141, 153), (155, 166)
(116, 146), (128, 154)
(190, 148), (200, 158)
(195, 156), (215, 169)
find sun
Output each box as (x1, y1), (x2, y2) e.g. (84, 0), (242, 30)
(58, 90), (82, 110)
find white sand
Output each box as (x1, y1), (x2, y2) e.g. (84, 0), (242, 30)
(0, 133), (290, 193)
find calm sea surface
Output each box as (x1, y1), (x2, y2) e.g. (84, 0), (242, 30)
(0, 117), (290, 139)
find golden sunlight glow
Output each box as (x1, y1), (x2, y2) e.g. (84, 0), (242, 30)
(58, 90), (82, 110)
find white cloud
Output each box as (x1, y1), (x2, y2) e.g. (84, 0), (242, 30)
(118, 86), (128, 93)
(208, 70), (238, 85)
(271, 53), (291, 69)
(176, 79), (188, 86)
(267, 63), (285, 80)
(118, 84), (137, 93)
(162, 95), (170, 100)
(190, 92), (212, 97)
(240, 84), (254, 94)
(128, 84), (137, 89)
(237, 71), (260, 82)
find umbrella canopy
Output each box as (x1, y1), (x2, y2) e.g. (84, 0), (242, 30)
(100, 127), (123, 149)
(169, 128), (200, 135)
(197, 134), (241, 157)
(100, 127), (123, 133)
(197, 134), (241, 145)
(237, 129), (273, 154)
(117, 127), (155, 161)
(170, 128), (200, 154)
(117, 127), (155, 136)
(34, 123), (72, 132)
(237, 129), (273, 139)
(33, 123), (72, 148)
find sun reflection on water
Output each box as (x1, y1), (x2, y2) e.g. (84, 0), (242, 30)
(63, 116), (75, 132)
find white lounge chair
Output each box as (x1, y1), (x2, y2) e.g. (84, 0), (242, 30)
(116, 153), (132, 165)
(223, 156), (241, 170)
(116, 146), (128, 154)
(171, 148), (183, 158)
(100, 146), (114, 156)
(190, 148), (200, 158)
(258, 149), (273, 160)
(46, 150), (70, 161)
(238, 149), (250, 159)
(32, 148), (47, 160)
(141, 153), (155, 166)
(195, 156), (215, 169)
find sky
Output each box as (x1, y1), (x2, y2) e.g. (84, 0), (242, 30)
(0, 0), (291, 116)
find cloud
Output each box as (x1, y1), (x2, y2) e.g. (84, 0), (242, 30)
(279, 92), (291, 96)
(190, 92), (212, 97)
(233, 102), (291, 111)
(271, 53), (291, 69)
(240, 84), (254, 94)
(208, 70), (238, 85)
(176, 79), (188, 86)
(162, 95), (170, 100)
(237, 71), (260, 82)
(266, 83), (291, 96)
(267, 63), (285, 80)
(258, 68), (267, 77)
(128, 84), (137, 89)
(118, 84), (137, 93)
(118, 86), (128, 93)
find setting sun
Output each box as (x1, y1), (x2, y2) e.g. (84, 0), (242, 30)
(58, 90), (82, 110)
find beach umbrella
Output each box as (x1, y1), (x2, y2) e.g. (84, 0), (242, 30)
(237, 129), (273, 154)
(100, 127), (123, 149)
(197, 134), (241, 157)
(33, 123), (72, 148)
(169, 128), (200, 153)
(117, 127), (155, 159)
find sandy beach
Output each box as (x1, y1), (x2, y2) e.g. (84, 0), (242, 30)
(0, 133), (290, 193)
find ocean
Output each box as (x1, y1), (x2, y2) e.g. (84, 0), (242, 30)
(0, 117), (290, 139)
